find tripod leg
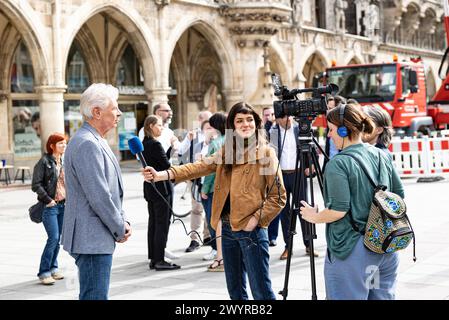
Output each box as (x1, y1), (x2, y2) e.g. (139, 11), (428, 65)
(306, 150), (318, 300)
(280, 146), (304, 300)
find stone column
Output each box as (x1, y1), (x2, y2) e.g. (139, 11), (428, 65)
(35, 86), (66, 148)
(147, 88), (171, 114)
(0, 91), (10, 154)
(222, 89), (244, 111)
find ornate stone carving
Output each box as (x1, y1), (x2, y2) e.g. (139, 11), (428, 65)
(219, 1), (291, 46)
(154, 0), (170, 9)
(335, 0), (348, 33)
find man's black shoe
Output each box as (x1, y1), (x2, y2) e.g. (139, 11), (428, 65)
(269, 240), (277, 247)
(154, 261), (181, 271)
(149, 261), (155, 270)
(203, 237), (212, 246)
(185, 240), (201, 252)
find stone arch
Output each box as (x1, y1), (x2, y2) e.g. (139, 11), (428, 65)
(419, 7), (439, 50)
(401, 2), (421, 45)
(299, 48), (330, 88)
(71, 25), (104, 83)
(62, 2), (157, 89)
(166, 18), (235, 92)
(108, 33), (133, 85)
(268, 41), (290, 86)
(0, 1), (49, 89)
(344, 54), (363, 66)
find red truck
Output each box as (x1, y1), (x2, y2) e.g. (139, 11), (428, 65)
(316, 56), (449, 136)
(315, 0), (449, 136)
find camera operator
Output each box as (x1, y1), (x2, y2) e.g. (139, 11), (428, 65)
(299, 104), (404, 300)
(269, 115), (319, 259)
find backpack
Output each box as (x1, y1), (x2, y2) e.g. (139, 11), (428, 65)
(338, 151), (416, 261)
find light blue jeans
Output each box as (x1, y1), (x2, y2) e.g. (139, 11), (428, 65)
(38, 204), (64, 278)
(71, 253), (113, 300)
(324, 236), (399, 300)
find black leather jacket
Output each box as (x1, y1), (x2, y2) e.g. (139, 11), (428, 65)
(31, 154), (59, 204)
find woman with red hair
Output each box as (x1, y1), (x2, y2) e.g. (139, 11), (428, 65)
(32, 133), (67, 285)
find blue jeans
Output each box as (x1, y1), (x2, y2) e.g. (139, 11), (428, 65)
(201, 193), (216, 250)
(221, 220), (275, 300)
(38, 203), (64, 278)
(71, 253), (113, 300)
(324, 236), (399, 300)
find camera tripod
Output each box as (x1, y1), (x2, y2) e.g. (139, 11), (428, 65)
(279, 119), (328, 301)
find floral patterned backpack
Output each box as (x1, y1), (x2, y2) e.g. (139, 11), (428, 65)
(340, 151), (416, 261)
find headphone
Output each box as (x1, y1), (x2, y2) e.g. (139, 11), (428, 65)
(337, 104), (349, 138)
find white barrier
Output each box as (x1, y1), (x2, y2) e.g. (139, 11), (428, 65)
(388, 136), (449, 179)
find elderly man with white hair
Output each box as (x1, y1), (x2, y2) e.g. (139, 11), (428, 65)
(62, 83), (132, 300)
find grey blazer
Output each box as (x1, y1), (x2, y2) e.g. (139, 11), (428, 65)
(61, 122), (127, 254)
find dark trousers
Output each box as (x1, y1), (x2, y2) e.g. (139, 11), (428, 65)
(268, 172), (310, 248)
(147, 193), (172, 263)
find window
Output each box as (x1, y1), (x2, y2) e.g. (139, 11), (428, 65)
(328, 64), (397, 102)
(11, 42), (34, 93)
(66, 43), (89, 93)
(10, 41), (41, 158)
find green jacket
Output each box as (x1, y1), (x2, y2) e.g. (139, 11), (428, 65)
(201, 135), (225, 194)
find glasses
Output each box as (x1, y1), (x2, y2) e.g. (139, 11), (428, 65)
(159, 109), (172, 112)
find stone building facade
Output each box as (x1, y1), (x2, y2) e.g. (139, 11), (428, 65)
(0, 0), (445, 167)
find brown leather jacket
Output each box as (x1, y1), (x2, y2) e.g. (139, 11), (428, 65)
(169, 145), (286, 231)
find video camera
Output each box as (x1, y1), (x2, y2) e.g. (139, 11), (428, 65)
(271, 73), (339, 119)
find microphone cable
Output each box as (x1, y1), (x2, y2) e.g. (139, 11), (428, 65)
(141, 127), (289, 251)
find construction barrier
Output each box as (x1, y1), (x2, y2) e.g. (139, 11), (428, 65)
(388, 136), (449, 181)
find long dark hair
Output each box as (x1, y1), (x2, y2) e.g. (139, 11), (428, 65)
(223, 102), (266, 172)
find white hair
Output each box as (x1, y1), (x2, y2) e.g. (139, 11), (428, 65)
(80, 83), (119, 120)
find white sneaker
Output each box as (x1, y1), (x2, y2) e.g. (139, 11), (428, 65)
(203, 249), (217, 261)
(165, 249), (180, 260)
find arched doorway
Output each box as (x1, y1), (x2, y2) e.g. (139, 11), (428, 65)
(170, 26), (225, 130)
(64, 11), (151, 160)
(0, 4), (47, 167)
(10, 41), (41, 159)
(302, 52), (327, 89)
(64, 41), (90, 138)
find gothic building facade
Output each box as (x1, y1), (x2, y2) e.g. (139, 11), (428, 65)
(0, 0), (445, 166)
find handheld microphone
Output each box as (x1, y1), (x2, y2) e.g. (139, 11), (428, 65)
(128, 136), (148, 168)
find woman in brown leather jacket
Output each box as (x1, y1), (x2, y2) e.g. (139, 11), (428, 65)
(144, 102), (286, 300)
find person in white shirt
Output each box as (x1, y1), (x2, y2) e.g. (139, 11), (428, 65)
(177, 111), (212, 253)
(153, 103), (179, 153)
(269, 115), (319, 260)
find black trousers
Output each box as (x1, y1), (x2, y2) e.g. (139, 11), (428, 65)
(147, 193), (172, 263)
(280, 172), (310, 248)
